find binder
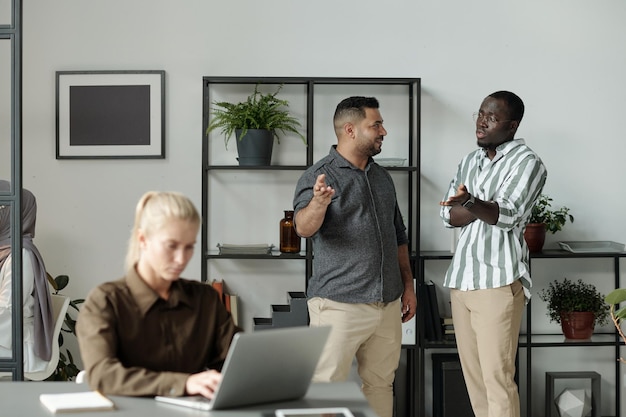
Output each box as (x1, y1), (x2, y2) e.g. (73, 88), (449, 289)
(426, 280), (444, 341)
(419, 281), (435, 341)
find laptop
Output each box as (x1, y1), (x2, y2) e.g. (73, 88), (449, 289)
(155, 326), (330, 410)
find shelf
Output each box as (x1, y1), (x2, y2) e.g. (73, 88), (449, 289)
(420, 334), (620, 349)
(420, 249), (626, 260)
(203, 76), (422, 86)
(518, 333), (619, 347)
(531, 249), (626, 259)
(205, 165), (309, 171)
(420, 338), (458, 349)
(417, 250), (624, 417)
(205, 165), (419, 172)
(419, 250), (454, 260)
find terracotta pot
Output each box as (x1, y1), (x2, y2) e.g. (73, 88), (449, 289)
(560, 311), (595, 339)
(524, 223), (547, 253)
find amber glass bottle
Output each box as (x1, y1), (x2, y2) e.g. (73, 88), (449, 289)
(279, 210), (301, 253)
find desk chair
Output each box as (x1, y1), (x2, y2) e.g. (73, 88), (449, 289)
(0, 294), (70, 381)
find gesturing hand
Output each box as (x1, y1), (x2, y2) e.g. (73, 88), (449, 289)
(440, 183), (470, 206)
(313, 174), (335, 206)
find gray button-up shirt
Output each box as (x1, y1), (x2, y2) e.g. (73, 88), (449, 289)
(293, 146), (408, 303)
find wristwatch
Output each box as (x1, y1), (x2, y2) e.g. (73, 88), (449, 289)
(462, 193), (475, 209)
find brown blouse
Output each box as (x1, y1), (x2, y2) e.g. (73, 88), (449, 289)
(76, 268), (240, 397)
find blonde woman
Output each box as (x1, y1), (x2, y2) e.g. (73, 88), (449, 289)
(77, 191), (240, 398)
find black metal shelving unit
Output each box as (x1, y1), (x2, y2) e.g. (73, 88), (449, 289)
(417, 249), (625, 417)
(201, 76), (421, 416)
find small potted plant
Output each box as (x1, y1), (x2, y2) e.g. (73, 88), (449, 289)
(205, 84), (306, 166)
(524, 194), (574, 252)
(538, 278), (609, 339)
(46, 272), (84, 381)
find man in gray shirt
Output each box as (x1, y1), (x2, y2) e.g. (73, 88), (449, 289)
(293, 96), (416, 417)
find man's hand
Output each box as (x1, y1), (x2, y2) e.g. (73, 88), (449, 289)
(185, 369), (222, 399)
(440, 183), (470, 207)
(401, 288), (417, 323)
(312, 173), (335, 206)
(440, 183), (499, 226)
(295, 173), (335, 238)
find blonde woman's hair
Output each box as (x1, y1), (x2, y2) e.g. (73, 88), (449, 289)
(125, 191), (201, 271)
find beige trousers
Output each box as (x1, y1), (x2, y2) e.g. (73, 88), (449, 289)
(308, 297), (402, 417)
(450, 280), (525, 417)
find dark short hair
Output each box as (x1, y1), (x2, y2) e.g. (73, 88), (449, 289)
(488, 91), (524, 122)
(333, 96), (379, 126)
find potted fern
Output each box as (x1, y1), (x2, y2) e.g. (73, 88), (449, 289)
(524, 194), (574, 252)
(539, 278), (609, 339)
(205, 84), (306, 166)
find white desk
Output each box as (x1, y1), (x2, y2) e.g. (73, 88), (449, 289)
(0, 381), (375, 417)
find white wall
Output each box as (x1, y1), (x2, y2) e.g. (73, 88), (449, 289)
(13, 0), (626, 414)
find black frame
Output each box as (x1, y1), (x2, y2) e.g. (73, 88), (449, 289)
(546, 371), (601, 417)
(55, 70), (165, 160)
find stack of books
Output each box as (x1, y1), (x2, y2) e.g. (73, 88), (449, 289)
(442, 316), (455, 341)
(210, 279), (239, 326)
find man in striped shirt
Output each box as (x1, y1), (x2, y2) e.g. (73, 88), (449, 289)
(439, 91), (547, 417)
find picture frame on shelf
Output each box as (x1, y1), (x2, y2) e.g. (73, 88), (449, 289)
(56, 70), (165, 159)
(545, 371), (600, 417)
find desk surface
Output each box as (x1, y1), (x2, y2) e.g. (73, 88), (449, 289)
(0, 381), (375, 417)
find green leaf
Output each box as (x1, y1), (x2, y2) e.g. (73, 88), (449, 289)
(54, 275), (69, 291)
(605, 288), (626, 304)
(614, 305), (626, 320)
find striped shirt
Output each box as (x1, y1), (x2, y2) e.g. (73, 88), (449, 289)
(440, 139), (547, 299)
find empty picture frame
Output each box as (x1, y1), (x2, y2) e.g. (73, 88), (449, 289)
(56, 70), (165, 159)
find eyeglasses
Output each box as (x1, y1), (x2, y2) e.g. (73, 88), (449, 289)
(472, 112), (510, 125)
